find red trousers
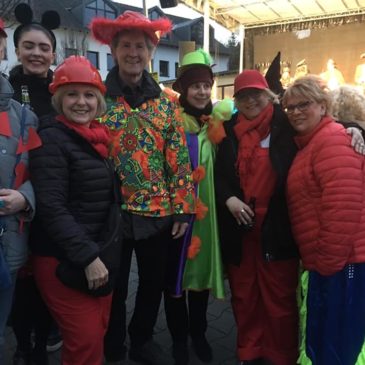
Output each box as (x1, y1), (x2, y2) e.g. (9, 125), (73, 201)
(33, 256), (112, 365)
(228, 224), (299, 365)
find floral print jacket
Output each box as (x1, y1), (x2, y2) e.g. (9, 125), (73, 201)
(101, 88), (195, 218)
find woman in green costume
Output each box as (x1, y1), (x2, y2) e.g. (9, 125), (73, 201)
(164, 49), (232, 365)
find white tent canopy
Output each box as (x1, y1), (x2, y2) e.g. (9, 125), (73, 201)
(179, 0), (365, 31)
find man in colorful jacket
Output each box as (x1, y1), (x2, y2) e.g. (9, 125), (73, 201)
(91, 11), (195, 365)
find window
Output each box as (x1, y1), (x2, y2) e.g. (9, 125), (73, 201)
(175, 62), (178, 78)
(159, 60), (169, 77)
(87, 51), (99, 69)
(107, 54), (114, 71)
(84, 0), (116, 26)
(65, 48), (77, 57)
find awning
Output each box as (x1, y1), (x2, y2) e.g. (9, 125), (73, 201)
(179, 0), (365, 30)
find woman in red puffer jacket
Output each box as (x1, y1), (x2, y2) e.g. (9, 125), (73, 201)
(284, 75), (365, 365)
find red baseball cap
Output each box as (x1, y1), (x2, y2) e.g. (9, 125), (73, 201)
(234, 69), (268, 96)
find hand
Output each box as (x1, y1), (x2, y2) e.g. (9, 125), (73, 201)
(225, 196), (254, 226)
(84, 257), (109, 290)
(347, 127), (365, 155)
(0, 189), (27, 216)
(171, 221), (189, 239)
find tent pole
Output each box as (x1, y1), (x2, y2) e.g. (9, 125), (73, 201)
(203, 0), (210, 52)
(239, 24), (245, 73)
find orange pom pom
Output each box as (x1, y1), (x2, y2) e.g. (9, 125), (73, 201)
(195, 198), (208, 220)
(207, 122), (226, 144)
(191, 165), (206, 183)
(187, 236), (202, 259)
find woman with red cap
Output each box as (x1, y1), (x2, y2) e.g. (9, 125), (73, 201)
(215, 70), (364, 365)
(29, 55), (121, 365)
(90, 11), (195, 365)
(0, 19), (39, 363)
(215, 70), (300, 365)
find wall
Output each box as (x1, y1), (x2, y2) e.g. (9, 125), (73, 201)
(252, 22), (365, 84)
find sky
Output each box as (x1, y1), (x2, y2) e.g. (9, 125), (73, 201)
(113, 0), (234, 45)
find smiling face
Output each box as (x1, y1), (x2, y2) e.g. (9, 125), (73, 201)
(61, 84), (98, 127)
(16, 29), (55, 78)
(111, 30), (152, 87)
(235, 88), (271, 120)
(285, 96), (325, 135)
(186, 81), (212, 109)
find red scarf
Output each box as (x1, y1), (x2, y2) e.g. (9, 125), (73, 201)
(234, 103), (274, 191)
(56, 115), (110, 158)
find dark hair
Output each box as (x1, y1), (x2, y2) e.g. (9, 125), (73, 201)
(13, 3), (60, 52)
(15, 23), (56, 51)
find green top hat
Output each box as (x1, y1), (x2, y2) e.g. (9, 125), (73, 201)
(177, 49), (213, 77)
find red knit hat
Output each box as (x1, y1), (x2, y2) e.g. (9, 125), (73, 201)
(234, 69), (268, 96)
(90, 11), (172, 46)
(0, 19), (7, 38)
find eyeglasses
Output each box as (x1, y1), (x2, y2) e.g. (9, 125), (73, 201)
(284, 101), (312, 114)
(235, 89), (263, 101)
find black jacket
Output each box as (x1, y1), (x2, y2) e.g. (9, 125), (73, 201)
(215, 104), (299, 265)
(29, 118), (115, 268)
(9, 65), (54, 118)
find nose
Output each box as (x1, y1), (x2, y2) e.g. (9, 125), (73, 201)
(32, 46), (42, 56)
(128, 45), (138, 57)
(76, 95), (87, 104)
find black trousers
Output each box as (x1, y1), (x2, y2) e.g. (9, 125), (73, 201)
(104, 229), (170, 360)
(11, 275), (52, 361)
(164, 289), (209, 343)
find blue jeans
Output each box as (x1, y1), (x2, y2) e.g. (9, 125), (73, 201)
(0, 272), (17, 362)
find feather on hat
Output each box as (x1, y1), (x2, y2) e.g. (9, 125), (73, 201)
(90, 11), (172, 46)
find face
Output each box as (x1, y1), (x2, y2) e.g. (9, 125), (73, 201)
(16, 29), (55, 78)
(112, 30), (151, 86)
(284, 96), (326, 135)
(186, 82), (212, 109)
(235, 88), (271, 120)
(61, 85), (98, 127)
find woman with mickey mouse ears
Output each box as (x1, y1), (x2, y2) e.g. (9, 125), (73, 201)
(8, 4), (61, 365)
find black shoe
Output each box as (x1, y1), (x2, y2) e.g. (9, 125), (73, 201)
(129, 340), (172, 365)
(30, 348), (49, 365)
(172, 341), (189, 365)
(46, 334), (62, 353)
(191, 336), (212, 363)
(104, 344), (127, 362)
(13, 350), (31, 365)
(240, 360), (263, 364)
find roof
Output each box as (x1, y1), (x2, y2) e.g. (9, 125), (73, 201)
(179, 0), (365, 30)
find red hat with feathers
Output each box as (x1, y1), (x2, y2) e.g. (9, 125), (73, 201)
(90, 11), (172, 46)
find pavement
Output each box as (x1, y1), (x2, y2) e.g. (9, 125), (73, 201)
(4, 254), (238, 365)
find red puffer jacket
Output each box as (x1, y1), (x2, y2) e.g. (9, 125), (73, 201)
(287, 116), (365, 276)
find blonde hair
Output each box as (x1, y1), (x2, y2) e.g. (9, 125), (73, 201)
(282, 74), (332, 115)
(330, 85), (365, 124)
(52, 84), (106, 118)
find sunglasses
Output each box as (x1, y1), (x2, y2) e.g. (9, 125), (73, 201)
(284, 101), (312, 114)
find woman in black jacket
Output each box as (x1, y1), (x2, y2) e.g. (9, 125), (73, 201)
(29, 56), (119, 365)
(9, 5), (60, 363)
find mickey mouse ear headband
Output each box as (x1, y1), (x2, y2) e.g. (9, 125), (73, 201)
(13, 3), (60, 52)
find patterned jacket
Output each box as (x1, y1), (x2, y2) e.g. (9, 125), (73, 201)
(101, 68), (195, 218)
